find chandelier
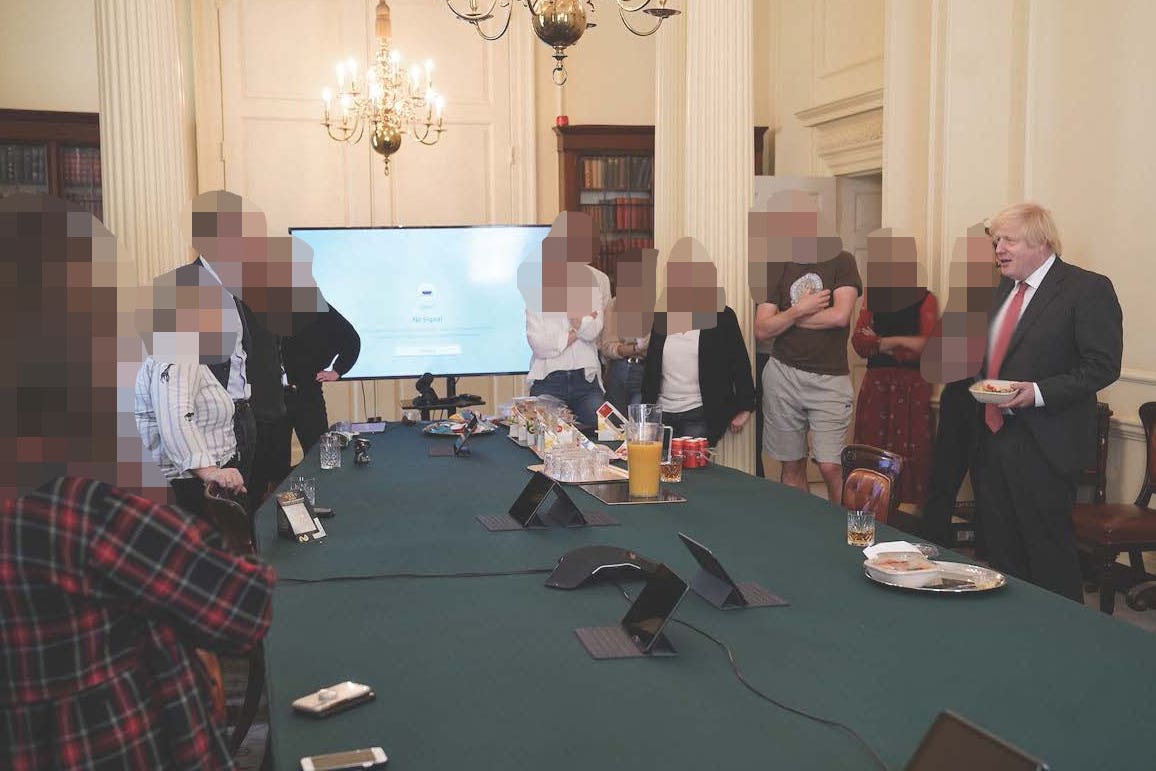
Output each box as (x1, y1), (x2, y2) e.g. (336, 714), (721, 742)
(444, 0), (680, 85)
(321, 0), (446, 175)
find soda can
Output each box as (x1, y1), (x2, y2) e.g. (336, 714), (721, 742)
(692, 437), (709, 467)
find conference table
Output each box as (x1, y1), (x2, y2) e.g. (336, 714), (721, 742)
(255, 423), (1156, 770)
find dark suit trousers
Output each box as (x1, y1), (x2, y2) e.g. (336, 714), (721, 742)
(922, 379), (980, 548)
(977, 415), (1082, 602)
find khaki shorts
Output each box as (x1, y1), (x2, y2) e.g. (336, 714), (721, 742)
(761, 357), (852, 464)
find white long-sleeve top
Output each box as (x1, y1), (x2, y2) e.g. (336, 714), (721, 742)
(134, 358), (237, 480)
(525, 265), (611, 387)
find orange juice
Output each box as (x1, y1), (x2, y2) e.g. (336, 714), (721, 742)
(627, 440), (662, 497)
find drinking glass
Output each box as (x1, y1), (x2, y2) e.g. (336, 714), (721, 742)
(846, 509), (876, 547)
(290, 476), (316, 505)
(660, 454), (683, 483)
(319, 432), (342, 470)
(626, 404), (663, 497)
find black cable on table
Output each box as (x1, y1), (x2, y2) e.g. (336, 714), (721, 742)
(281, 567), (553, 584)
(611, 582), (890, 771)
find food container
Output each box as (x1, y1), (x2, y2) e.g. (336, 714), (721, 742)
(863, 553), (941, 588)
(968, 379), (1017, 405)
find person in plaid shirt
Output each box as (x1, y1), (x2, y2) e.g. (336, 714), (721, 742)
(0, 195), (275, 769)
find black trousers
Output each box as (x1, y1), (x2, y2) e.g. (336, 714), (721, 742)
(754, 352), (770, 477)
(266, 385), (331, 488)
(976, 415), (1083, 602)
(247, 418), (286, 513)
(664, 406), (709, 443)
(233, 400), (257, 487)
(285, 386), (330, 457)
(922, 379), (981, 548)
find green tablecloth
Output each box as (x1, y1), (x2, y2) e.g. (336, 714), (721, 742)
(255, 424), (1156, 770)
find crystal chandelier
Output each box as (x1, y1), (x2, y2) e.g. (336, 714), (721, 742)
(321, 0), (446, 175)
(444, 0), (680, 85)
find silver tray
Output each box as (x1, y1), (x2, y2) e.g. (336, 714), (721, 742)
(865, 560), (1007, 593)
(526, 463), (629, 484)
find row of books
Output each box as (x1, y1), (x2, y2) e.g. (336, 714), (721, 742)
(582, 200), (654, 234)
(63, 192), (103, 220)
(1, 143), (48, 186)
(581, 155), (653, 191)
(0, 144), (102, 187)
(598, 236), (654, 256)
(63, 146), (102, 187)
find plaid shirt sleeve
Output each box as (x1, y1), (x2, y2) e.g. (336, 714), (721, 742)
(88, 483), (275, 656)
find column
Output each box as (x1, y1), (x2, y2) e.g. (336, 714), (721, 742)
(95, 0), (197, 284)
(683, 1), (754, 473)
(653, 7), (686, 297)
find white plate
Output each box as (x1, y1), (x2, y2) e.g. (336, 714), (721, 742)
(969, 380), (1018, 405)
(864, 560), (1007, 593)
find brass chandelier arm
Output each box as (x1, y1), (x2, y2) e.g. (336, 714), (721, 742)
(471, 11), (515, 42)
(618, 6), (662, 37)
(445, 0), (515, 41)
(444, 0), (504, 21)
(615, 0), (654, 12)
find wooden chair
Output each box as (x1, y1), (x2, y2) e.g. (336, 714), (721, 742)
(204, 482), (267, 756)
(1072, 402), (1156, 614)
(840, 444), (905, 525)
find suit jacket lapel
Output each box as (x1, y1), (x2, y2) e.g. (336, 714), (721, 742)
(1004, 258), (1068, 361)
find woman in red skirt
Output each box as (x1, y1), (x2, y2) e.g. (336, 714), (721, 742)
(852, 232), (939, 505)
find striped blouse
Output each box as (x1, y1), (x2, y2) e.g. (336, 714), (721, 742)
(134, 359), (236, 480)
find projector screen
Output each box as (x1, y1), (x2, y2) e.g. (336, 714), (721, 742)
(292, 225), (548, 380)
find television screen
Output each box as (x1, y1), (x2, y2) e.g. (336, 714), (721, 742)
(292, 225), (549, 380)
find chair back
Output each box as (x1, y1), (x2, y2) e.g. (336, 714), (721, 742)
(1136, 402), (1156, 508)
(204, 482), (254, 555)
(840, 444), (904, 524)
(1078, 402), (1112, 503)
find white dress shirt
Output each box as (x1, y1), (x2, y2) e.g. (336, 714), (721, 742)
(135, 358), (237, 480)
(198, 257), (250, 401)
(988, 254), (1055, 407)
(658, 330), (703, 413)
(525, 265), (611, 387)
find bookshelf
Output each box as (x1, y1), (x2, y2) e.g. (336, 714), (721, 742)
(555, 124), (768, 287)
(0, 110), (102, 220)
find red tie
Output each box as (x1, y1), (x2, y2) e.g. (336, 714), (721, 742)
(985, 281), (1029, 433)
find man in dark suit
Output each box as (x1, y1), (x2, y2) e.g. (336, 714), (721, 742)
(977, 202), (1123, 601)
(274, 305), (361, 480)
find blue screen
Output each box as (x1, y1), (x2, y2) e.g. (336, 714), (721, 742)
(292, 225), (548, 380)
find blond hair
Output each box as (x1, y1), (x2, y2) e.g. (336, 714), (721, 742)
(989, 202), (1062, 256)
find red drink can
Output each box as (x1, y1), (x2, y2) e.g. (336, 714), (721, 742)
(678, 436), (696, 467)
(693, 437), (709, 467)
(670, 437), (685, 460)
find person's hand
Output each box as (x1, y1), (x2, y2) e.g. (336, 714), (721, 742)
(566, 328), (578, 347)
(1002, 382), (1037, 409)
(315, 370), (339, 382)
(208, 467), (246, 494)
(729, 411), (752, 432)
(793, 289), (831, 316)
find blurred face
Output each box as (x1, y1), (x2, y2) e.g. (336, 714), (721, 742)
(865, 233), (925, 312)
(992, 224), (1050, 282)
